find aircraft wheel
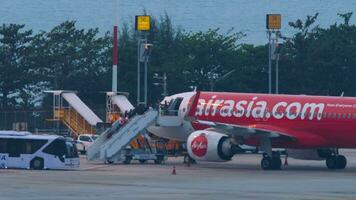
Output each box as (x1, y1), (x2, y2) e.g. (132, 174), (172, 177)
(326, 156), (337, 169)
(261, 157), (272, 170)
(261, 156), (281, 170)
(272, 157), (282, 169)
(336, 155), (347, 169)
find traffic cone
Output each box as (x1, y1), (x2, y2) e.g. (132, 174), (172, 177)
(284, 155), (288, 166)
(172, 166), (177, 175)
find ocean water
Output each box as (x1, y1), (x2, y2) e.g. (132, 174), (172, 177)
(1, 0), (355, 44)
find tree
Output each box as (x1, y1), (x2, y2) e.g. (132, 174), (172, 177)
(0, 24), (38, 109)
(179, 29), (244, 91)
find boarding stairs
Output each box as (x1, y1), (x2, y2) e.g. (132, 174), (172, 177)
(87, 109), (158, 162)
(48, 91), (103, 138)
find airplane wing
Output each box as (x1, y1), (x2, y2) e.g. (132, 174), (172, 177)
(195, 119), (291, 138)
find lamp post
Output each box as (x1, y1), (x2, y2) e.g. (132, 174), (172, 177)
(266, 14), (281, 94)
(135, 15), (152, 106)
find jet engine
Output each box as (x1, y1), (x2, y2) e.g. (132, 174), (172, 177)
(286, 149), (332, 160)
(187, 130), (234, 162)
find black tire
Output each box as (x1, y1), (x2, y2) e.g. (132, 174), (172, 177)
(106, 160), (114, 164)
(30, 157), (44, 170)
(123, 156), (132, 164)
(336, 155), (347, 169)
(154, 159), (162, 164)
(261, 157), (281, 170)
(139, 160), (146, 164)
(326, 157), (337, 169)
(261, 157), (272, 170)
(154, 156), (163, 164)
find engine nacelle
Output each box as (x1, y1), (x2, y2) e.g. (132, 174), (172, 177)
(286, 149), (332, 160)
(187, 130), (234, 162)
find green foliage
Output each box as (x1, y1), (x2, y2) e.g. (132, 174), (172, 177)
(1, 12), (356, 112)
(0, 24), (38, 109)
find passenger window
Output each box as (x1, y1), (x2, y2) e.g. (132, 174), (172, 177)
(7, 139), (26, 157)
(25, 140), (47, 154)
(0, 139), (7, 153)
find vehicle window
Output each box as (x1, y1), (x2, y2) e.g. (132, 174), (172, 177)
(0, 139), (8, 153)
(65, 142), (79, 158)
(43, 138), (66, 158)
(25, 139), (48, 154)
(80, 136), (91, 142)
(7, 139), (26, 157)
(166, 98), (183, 116)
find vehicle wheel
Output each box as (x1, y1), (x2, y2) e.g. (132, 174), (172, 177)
(336, 155), (347, 169)
(30, 157), (44, 170)
(154, 156), (163, 164)
(123, 156), (132, 164)
(326, 157), (337, 169)
(261, 157), (272, 170)
(139, 160), (146, 164)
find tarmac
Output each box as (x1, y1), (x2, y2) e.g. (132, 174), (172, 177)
(1, 150), (356, 200)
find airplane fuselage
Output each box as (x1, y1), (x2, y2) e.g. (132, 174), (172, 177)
(150, 92), (356, 149)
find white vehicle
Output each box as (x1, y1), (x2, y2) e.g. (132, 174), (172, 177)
(0, 131), (79, 170)
(76, 134), (98, 154)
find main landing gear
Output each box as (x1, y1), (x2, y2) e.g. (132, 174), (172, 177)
(325, 149), (347, 170)
(261, 152), (282, 170)
(260, 138), (282, 170)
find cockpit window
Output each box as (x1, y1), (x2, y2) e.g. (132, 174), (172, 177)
(161, 97), (183, 116)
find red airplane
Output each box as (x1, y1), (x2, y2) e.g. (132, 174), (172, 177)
(148, 91), (356, 170)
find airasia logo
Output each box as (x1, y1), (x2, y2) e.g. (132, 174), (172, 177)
(195, 96), (325, 121)
(191, 134), (208, 157)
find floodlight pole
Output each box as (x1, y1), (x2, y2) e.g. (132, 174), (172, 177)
(268, 31), (272, 94)
(112, 26), (118, 93)
(275, 35), (279, 94)
(144, 35), (148, 106)
(137, 38), (140, 105)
